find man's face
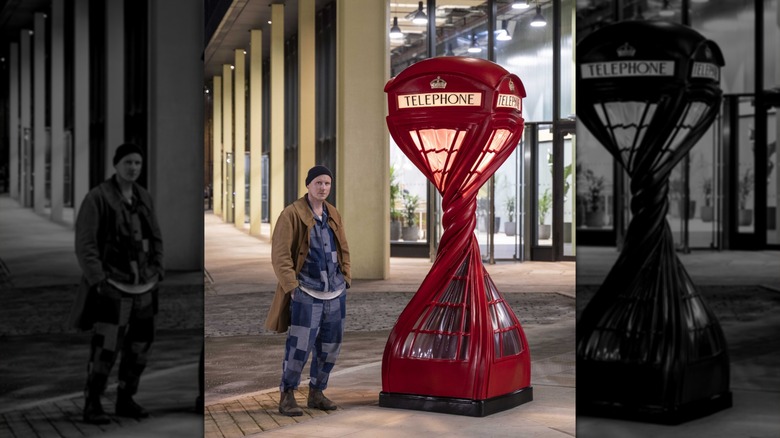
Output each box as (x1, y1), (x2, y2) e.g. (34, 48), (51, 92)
(115, 153), (143, 183)
(307, 174), (332, 202)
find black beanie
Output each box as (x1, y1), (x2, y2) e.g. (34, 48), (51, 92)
(305, 165), (333, 186)
(113, 143), (144, 166)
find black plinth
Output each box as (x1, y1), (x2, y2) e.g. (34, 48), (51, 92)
(579, 390), (732, 425)
(379, 386), (533, 417)
(578, 354), (732, 425)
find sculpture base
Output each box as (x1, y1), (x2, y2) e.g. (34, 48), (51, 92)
(579, 390), (732, 425)
(378, 386), (533, 417)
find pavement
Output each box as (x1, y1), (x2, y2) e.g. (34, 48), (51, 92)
(203, 212), (577, 438)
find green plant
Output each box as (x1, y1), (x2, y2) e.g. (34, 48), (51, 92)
(738, 168), (754, 210)
(403, 192), (420, 227)
(702, 177), (713, 207)
(583, 169), (605, 213)
(538, 189), (551, 225)
(505, 196), (516, 223)
(390, 165), (403, 222)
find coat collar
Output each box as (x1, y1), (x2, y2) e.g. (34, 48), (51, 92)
(99, 175), (152, 212)
(292, 195), (340, 228)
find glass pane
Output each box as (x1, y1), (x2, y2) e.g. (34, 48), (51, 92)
(495, 145), (521, 260)
(688, 124), (719, 249)
(738, 102), (756, 234)
(436, 2), (488, 60)
(564, 131), (575, 256)
(390, 137), (428, 244)
(495, 0), (554, 122)
(537, 129), (553, 246)
(389, 2), (429, 76)
(411, 333), (434, 359)
(501, 328), (522, 357)
(768, 108), (779, 244)
(577, 123), (613, 232)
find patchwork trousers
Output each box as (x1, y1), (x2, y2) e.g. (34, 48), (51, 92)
(85, 283), (155, 397)
(280, 290), (345, 392)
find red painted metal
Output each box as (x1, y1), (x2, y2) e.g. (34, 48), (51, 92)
(382, 57), (531, 405)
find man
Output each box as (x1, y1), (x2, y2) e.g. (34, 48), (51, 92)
(70, 143), (164, 424)
(265, 165), (351, 416)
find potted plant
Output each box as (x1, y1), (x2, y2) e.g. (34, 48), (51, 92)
(402, 192), (420, 241)
(700, 177), (714, 222)
(668, 176), (699, 219)
(538, 188), (552, 240)
(583, 169), (606, 227)
(548, 155), (573, 242)
(389, 165), (402, 240)
(738, 168), (754, 226)
(504, 196), (516, 236)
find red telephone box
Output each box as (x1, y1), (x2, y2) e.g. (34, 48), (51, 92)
(379, 57), (532, 417)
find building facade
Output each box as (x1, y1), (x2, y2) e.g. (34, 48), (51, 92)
(204, 0), (576, 277)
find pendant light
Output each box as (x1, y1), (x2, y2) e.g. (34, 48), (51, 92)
(530, 2), (546, 27)
(496, 20), (512, 41)
(412, 1), (428, 25)
(390, 17), (404, 39)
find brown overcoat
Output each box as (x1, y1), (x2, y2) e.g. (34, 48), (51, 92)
(264, 195), (351, 333)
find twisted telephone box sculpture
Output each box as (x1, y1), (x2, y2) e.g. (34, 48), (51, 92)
(379, 57), (532, 417)
(577, 21), (731, 423)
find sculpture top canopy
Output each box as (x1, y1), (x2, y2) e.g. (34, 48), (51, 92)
(577, 21), (725, 176)
(385, 57), (526, 196)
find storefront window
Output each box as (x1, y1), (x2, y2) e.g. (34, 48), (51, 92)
(576, 124), (613, 232)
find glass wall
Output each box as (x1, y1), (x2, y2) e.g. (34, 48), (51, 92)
(388, 0), (573, 260)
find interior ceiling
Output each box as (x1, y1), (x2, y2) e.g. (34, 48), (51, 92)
(204, 0), (329, 80)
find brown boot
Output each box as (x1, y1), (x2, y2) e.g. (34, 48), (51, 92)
(279, 389), (303, 416)
(307, 388), (337, 411)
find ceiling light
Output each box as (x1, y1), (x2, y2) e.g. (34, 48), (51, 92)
(496, 20), (512, 41)
(389, 17), (404, 39)
(412, 1), (428, 25)
(512, 0), (531, 9)
(530, 5), (547, 27)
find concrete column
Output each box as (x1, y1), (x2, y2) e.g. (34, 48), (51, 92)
(148, 0), (204, 271)
(33, 13), (46, 214)
(213, 75), (223, 216)
(298, 0), (316, 192)
(73, 0), (90, 218)
(105, 0), (124, 172)
(222, 63), (234, 222)
(336, 0), (389, 279)
(51, 1), (65, 222)
(270, 3), (285, 234)
(20, 29), (31, 208)
(234, 49), (246, 228)
(249, 30), (263, 236)
(8, 43), (19, 200)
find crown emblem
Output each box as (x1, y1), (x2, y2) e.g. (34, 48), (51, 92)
(509, 80), (515, 92)
(430, 76), (447, 89)
(704, 46), (712, 60)
(617, 42), (636, 58)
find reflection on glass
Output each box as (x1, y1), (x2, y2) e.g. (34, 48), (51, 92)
(577, 123), (613, 231)
(537, 135), (552, 246)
